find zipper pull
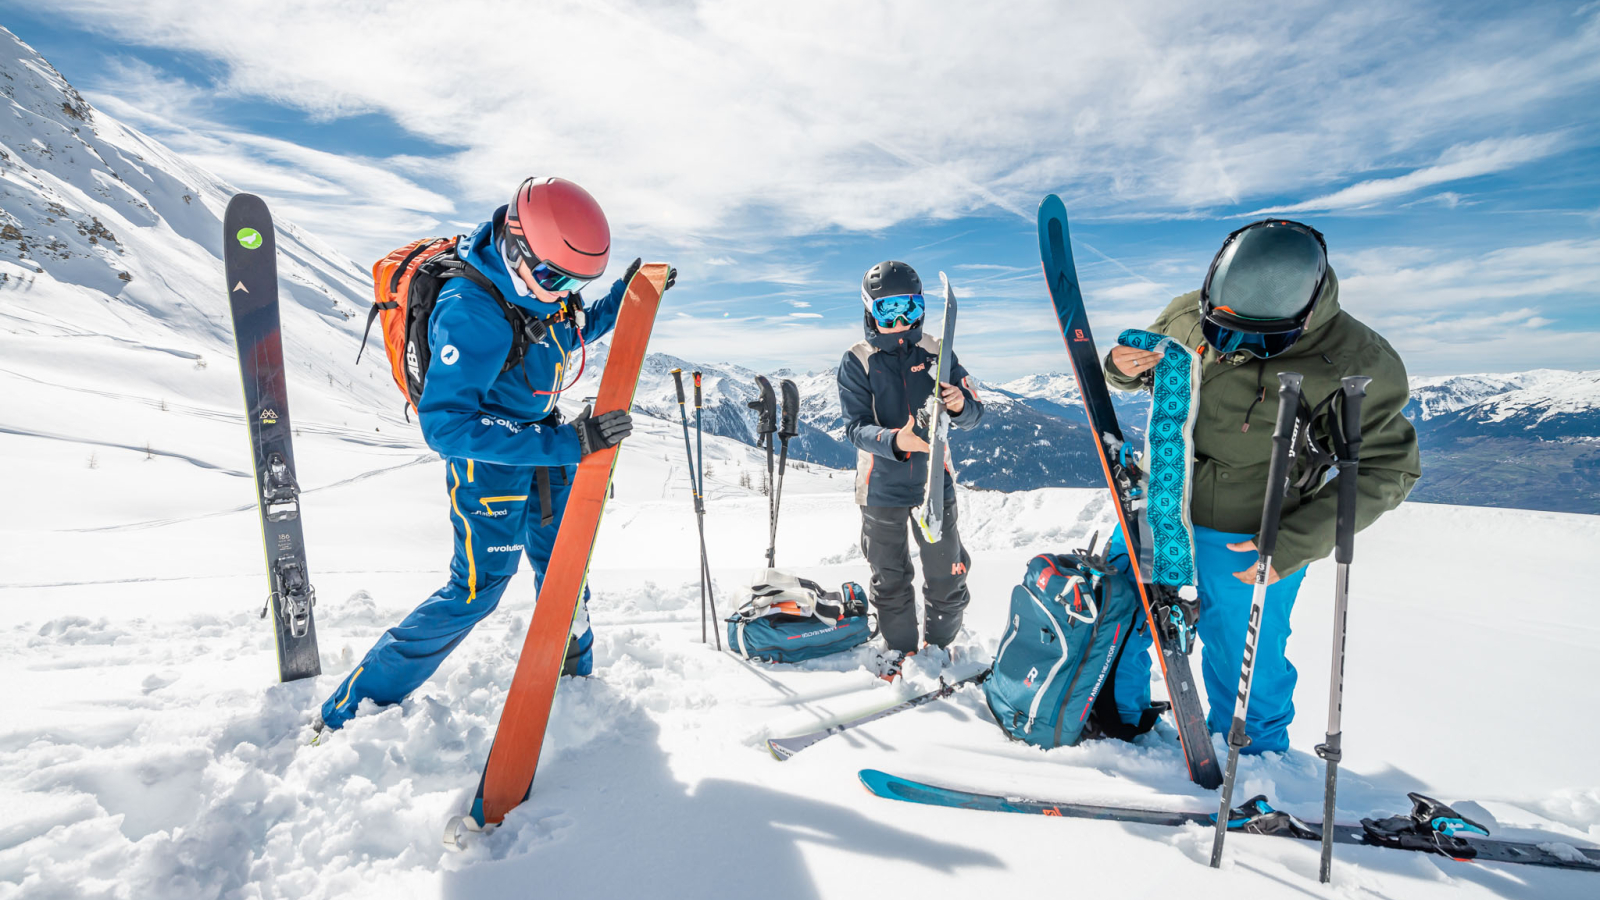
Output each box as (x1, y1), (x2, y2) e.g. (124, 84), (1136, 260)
(1242, 386), (1266, 432)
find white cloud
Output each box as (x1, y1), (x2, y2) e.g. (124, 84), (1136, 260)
(1337, 238), (1600, 374)
(82, 59), (453, 265)
(45, 0), (1600, 253)
(1252, 135), (1563, 214)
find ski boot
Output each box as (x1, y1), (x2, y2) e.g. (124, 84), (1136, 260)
(875, 648), (915, 683)
(562, 629), (595, 678)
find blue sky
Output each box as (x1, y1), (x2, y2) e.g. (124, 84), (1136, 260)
(5, 0), (1598, 381)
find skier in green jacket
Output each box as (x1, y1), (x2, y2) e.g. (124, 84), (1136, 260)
(1103, 219), (1420, 753)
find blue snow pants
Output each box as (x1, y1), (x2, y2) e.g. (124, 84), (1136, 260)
(320, 457), (592, 730)
(1108, 525), (1308, 755)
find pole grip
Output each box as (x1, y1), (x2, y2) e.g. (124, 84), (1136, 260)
(1334, 376), (1371, 564)
(671, 367), (687, 405)
(1256, 372), (1303, 561)
(749, 375), (777, 437)
(779, 379), (800, 439)
(693, 371), (703, 409)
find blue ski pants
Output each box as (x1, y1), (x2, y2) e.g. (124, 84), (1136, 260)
(320, 457), (591, 730)
(1109, 525), (1308, 755)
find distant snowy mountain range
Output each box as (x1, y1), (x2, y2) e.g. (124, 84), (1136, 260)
(1, 25), (1594, 516)
(637, 356), (1600, 512)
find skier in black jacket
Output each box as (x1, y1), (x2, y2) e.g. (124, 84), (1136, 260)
(837, 261), (984, 674)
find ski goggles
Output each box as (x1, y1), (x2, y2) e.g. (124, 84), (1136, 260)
(1201, 318), (1305, 359)
(504, 220), (601, 293)
(865, 291), (924, 328)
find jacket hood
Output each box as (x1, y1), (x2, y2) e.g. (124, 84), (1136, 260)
(1301, 266), (1342, 335)
(459, 206), (565, 316)
(863, 311), (924, 353)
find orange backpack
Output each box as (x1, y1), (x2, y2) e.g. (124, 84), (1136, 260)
(358, 237), (537, 410)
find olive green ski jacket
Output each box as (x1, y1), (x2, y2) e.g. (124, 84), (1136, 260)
(1104, 269), (1420, 576)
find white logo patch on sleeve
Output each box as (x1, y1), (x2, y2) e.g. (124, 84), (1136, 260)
(440, 345), (460, 365)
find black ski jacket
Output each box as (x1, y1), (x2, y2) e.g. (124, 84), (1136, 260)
(837, 318), (983, 507)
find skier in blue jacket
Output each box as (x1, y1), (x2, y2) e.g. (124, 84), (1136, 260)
(318, 177), (672, 732)
(838, 261), (983, 676)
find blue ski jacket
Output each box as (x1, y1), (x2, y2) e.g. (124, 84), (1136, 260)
(416, 206), (627, 466)
(837, 317), (983, 506)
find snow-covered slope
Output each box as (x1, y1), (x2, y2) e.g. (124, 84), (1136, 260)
(0, 24), (400, 447)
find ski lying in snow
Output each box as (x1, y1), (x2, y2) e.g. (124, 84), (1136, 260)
(768, 667), (989, 760)
(444, 264), (667, 850)
(224, 193), (320, 682)
(1037, 195), (1221, 789)
(914, 273), (957, 542)
(859, 770), (1600, 872)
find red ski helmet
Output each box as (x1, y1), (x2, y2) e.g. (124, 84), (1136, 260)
(504, 176), (611, 290)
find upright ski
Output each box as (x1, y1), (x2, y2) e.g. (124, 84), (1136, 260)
(447, 264), (667, 846)
(915, 273), (957, 542)
(223, 193), (320, 682)
(1037, 195), (1221, 789)
(859, 769), (1600, 872)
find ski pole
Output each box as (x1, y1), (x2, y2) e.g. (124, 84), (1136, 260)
(694, 371), (721, 649)
(1317, 375), (1370, 883)
(770, 379), (800, 567)
(1211, 371), (1304, 869)
(670, 368), (709, 644)
(749, 376), (777, 569)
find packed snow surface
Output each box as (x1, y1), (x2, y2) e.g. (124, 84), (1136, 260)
(2, 370), (1598, 898)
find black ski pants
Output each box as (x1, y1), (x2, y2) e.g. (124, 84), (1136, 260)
(860, 499), (971, 654)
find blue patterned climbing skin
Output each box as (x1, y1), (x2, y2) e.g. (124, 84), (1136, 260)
(1117, 329), (1199, 588)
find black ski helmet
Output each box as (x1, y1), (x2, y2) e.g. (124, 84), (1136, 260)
(861, 260), (923, 304)
(1200, 219), (1328, 358)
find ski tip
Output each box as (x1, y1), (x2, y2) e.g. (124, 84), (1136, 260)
(766, 739), (794, 762)
(1038, 193), (1065, 220)
(858, 768), (894, 796)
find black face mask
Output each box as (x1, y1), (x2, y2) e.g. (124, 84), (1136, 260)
(864, 311), (922, 351)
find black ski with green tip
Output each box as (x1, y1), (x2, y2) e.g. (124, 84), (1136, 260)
(224, 193), (320, 682)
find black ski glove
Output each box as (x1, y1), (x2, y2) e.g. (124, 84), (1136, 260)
(621, 257), (677, 292)
(572, 403), (633, 456)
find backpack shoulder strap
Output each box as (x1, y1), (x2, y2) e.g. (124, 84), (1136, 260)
(428, 251), (534, 371)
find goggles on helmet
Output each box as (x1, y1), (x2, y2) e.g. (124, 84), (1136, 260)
(865, 291), (924, 329)
(1201, 318), (1306, 359)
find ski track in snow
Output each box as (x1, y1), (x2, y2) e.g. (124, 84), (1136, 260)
(2, 24), (1599, 899)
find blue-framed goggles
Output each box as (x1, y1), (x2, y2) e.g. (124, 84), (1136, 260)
(1201, 318), (1306, 359)
(867, 292), (924, 328)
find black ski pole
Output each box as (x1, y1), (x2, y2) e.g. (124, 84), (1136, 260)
(1211, 371), (1304, 869)
(770, 379), (800, 567)
(670, 368), (709, 644)
(694, 371), (721, 649)
(749, 375), (777, 569)
(1317, 375), (1370, 883)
